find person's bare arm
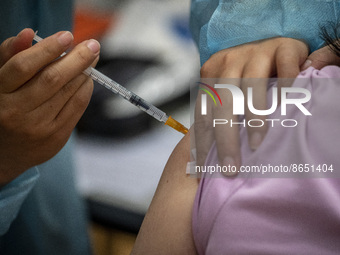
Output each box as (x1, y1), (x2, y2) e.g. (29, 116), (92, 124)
(131, 131), (198, 255)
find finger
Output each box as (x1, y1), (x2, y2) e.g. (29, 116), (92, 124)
(0, 31), (74, 92)
(200, 48), (245, 79)
(195, 87), (214, 168)
(211, 65), (243, 176)
(303, 46), (340, 70)
(0, 28), (35, 67)
(275, 44), (308, 105)
(214, 84), (241, 177)
(209, 74), (242, 176)
(242, 57), (272, 150)
(275, 47), (303, 79)
(37, 56), (99, 122)
(16, 39), (100, 111)
(37, 74), (90, 123)
(53, 77), (93, 135)
(92, 55), (100, 68)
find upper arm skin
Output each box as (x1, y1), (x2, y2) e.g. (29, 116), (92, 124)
(131, 131), (198, 255)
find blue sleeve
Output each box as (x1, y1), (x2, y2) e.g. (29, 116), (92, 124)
(0, 0), (74, 42)
(0, 0), (78, 243)
(190, 0), (340, 65)
(0, 0), (73, 236)
(0, 135), (91, 254)
(0, 167), (39, 235)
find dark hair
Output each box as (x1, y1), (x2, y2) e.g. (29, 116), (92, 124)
(320, 21), (340, 57)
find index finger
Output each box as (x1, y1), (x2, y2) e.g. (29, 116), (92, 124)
(0, 31), (74, 93)
(195, 87), (214, 168)
(242, 57), (273, 150)
(0, 28), (35, 68)
(213, 80), (242, 177)
(275, 41), (309, 94)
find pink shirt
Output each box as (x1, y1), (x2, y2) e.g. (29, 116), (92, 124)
(192, 66), (340, 254)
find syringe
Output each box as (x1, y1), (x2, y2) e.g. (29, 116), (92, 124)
(33, 34), (188, 135)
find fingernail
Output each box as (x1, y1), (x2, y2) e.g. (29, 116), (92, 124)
(250, 132), (262, 151)
(301, 59), (312, 70)
(223, 156), (237, 177)
(86, 39), (100, 54)
(57, 31), (73, 47)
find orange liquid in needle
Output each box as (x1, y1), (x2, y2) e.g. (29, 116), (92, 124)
(165, 116), (188, 135)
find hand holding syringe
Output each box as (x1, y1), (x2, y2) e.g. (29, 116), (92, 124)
(0, 29), (104, 184)
(33, 33), (188, 135)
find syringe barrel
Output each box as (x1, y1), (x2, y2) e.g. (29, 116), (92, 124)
(84, 67), (129, 97)
(84, 67), (168, 123)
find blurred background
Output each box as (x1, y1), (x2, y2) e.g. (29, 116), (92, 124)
(72, 0), (199, 254)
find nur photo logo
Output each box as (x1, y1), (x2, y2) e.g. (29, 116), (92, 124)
(198, 82), (223, 113)
(197, 81), (312, 128)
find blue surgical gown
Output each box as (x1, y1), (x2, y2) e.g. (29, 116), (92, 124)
(190, 0), (340, 65)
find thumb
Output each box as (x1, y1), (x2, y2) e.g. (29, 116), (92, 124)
(0, 28), (35, 67)
(302, 45), (340, 70)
